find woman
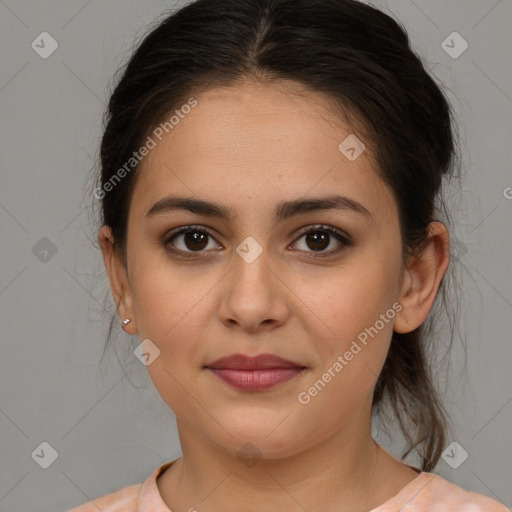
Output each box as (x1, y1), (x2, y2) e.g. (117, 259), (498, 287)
(70, 0), (508, 510)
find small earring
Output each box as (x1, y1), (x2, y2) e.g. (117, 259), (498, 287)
(122, 318), (131, 326)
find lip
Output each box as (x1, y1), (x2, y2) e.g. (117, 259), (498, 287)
(205, 353), (307, 391)
(206, 353), (305, 370)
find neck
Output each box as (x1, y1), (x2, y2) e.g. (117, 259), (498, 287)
(157, 412), (393, 512)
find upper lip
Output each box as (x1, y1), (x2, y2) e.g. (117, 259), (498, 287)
(205, 353), (306, 370)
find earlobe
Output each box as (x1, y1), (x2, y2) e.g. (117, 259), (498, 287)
(98, 225), (138, 334)
(394, 221), (450, 334)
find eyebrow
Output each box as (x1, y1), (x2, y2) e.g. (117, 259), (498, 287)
(145, 194), (372, 223)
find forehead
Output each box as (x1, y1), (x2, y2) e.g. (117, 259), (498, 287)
(130, 79), (396, 223)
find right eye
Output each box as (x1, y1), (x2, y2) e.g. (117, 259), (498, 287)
(161, 225), (223, 257)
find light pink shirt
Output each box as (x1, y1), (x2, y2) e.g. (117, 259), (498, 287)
(67, 459), (509, 511)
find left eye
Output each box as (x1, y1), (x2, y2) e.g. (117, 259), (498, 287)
(291, 225), (351, 257)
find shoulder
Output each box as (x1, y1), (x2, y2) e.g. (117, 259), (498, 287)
(66, 483), (141, 512)
(386, 471), (509, 511)
(66, 460), (176, 512)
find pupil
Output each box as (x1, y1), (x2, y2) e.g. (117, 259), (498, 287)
(307, 231), (328, 251)
(185, 231), (208, 251)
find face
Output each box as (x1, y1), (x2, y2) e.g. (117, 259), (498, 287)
(105, 79), (408, 459)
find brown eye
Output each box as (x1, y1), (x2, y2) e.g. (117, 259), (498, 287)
(292, 225), (352, 258)
(304, 231), (330, 251)
(179, 230), (209, 251)
(162, 225), (221, 256)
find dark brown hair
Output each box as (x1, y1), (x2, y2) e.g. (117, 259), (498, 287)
(92, 0), (459, 472)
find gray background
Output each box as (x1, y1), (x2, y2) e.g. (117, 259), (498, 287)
(0, 1), (511, 511)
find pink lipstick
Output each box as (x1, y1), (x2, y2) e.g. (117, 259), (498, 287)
(205, 353), (306, 391)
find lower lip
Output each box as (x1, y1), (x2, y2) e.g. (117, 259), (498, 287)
(207, 367), (305, 391)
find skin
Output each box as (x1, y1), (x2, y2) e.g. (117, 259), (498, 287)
(99, 78), (450, 512)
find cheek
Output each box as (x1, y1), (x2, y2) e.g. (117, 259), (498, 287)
(311, 256), (401, 350)
(128, 258), (236, 416)
(299, 256), (402, 411)
(296, 270), (398, 421)
(127, 233), (210, 335)
(132, 270), (210, 352)
(130, 267), (211, 413)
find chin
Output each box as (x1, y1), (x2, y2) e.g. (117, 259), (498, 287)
(205, 417), (312, 460)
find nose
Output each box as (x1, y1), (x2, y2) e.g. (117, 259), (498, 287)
(218, 244), (290, 334)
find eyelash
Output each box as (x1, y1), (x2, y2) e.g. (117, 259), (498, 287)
(161, 224), (353, 260)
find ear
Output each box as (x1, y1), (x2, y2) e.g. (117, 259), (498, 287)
(98, 225), (138, 335)
(394, 221), (450, 333)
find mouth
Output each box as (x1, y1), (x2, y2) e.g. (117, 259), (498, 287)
(204, 353), (308, 391)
